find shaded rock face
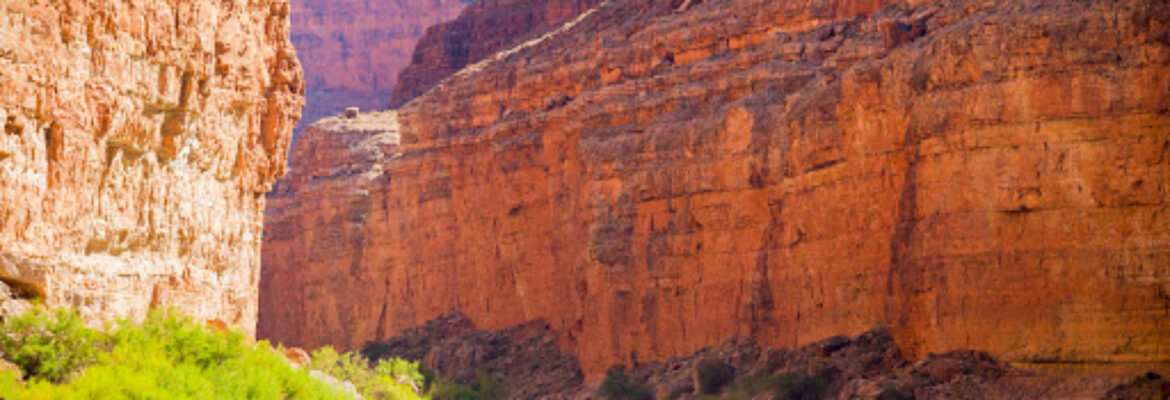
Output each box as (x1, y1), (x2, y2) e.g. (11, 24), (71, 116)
(0, 0), (304, 333)
(290, 0), (468, 135)
(259, 0), (1170, 377)
(362, 312), (585, 399)
(388, 0), (603, 107)
(619, 328), (1132, 400)
(359, 314), (1145, 399)
(1104, 372), (1170, 400)
(259, 111), (400, 345)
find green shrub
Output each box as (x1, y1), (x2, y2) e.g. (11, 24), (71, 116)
(600, 365), (652, 400)
(310, 345), (426, 399)
(695, 357), (734, 394)
(771, 370), (826, 400)
(0, 306), (106, 382)
(429, 370), (507, 400)
(723, 370), (779, 397)
(0, 307), (421, 399)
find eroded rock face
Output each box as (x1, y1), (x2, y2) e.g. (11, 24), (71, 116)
(388, 0), (603, 107)
(260, 0), (1170, 376)
(0, 0), (304, 333)
(290, 0), (468, 134)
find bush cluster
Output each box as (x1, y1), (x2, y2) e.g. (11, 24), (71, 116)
(0, 306), (425, 399)
(427, 370), (507, 400)
(0, 307), (104, 382)
(600, 366), (652, 400)
(720, 369), (827, 400)
(309, 346), (426, 399)
(695, 357), (734, 394)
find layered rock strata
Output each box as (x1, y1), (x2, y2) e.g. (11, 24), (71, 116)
(389, 0), (603, 107)
(261, 0), (1170, 376)
(0, 0), (304, 333)
(290, 0), (468, 134)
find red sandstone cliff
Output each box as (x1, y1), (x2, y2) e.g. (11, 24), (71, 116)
(0, 0), (304, 332)
(291, 0), (468, 134)
(261, 0), (1170, 376)
(389, 0), (603, 107)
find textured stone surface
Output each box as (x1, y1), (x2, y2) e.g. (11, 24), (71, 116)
(389, 0), (602, 107)
(363, 314), (1141, 399)
(290, 0), (467, 135)
(363, 312), (585, 399)
(0, 0), (304, 333)
(261, 0), (1170, 377)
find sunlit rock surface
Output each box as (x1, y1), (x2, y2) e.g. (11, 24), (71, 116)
(261, 0), (1170, 376)
(0, 0), (304, 333)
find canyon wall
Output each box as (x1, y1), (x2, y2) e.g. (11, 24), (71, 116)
(261, 0), (1170, 376)
(389, 0), (603, 107)
(0, 0), (304, 333)
(290, 0), (468, 135)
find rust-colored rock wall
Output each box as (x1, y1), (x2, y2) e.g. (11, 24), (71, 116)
(290, 0), (467, 134)
(0, 0), (304, 333)
(388, 0), (603, 107)
(261, 0), (1170, 376)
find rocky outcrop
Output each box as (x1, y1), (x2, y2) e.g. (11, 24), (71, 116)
(362, 312), (585, 399)
(363, 314), (1151, 399)
(260, 0), (1170, 377)
(388, 0), (603, 107)
(1104, 372), (1170, 400)
(0, 0), (304, 333)
(290, 0), (467, 134)
(618, 328), (1134, 400)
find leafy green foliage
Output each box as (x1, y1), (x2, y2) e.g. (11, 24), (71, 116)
(695, 357), (734, 394)
(722, 370), (777, 397)
(718, 369), (828, 400)
(0, 306), (106, 382)
(0, 307), (424, 399)
(600, 366), (652, 400)
(428, 370), (508, 400)
(310, 345), (426, 399)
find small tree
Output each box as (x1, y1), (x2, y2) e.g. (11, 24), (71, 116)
(0, 307), (106, 382)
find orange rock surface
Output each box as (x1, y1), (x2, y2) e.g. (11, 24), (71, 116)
(291, 0), (467, 133)
(0, 0), (304, 333)
(261, 0), (1170, 376)
(389, 0), (603, 107)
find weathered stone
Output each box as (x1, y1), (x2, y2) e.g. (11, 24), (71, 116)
(362, 312), (585, 400)
(0, 0), (304, 333)
(291, 0), (467, 134)
(261, 0), (1170, 378)
(389, 0), (604, 107)
(284, 347), (312, 368)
